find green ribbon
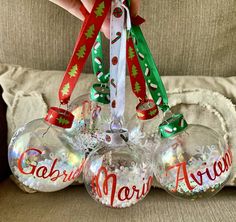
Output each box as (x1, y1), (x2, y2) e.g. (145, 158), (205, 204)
(130, 26), (169, 112)
(90, 83), (110, 104)
(126, 0), (188, 137)
(159, 114), (188, 138)
(92, 32), (110, 84)
(130, 26), (189, 136)
(126, 0), (168, 112)
(91, 32), (110, 104)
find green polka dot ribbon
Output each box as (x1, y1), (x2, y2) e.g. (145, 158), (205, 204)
(159, 114), (188, 138)
(91, 32), (110, 104)
(90, 83), (110, 104)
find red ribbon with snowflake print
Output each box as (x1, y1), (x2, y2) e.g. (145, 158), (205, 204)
(58, 0), (112, 105)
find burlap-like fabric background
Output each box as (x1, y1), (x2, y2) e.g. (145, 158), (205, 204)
(0, 0), (235, 76)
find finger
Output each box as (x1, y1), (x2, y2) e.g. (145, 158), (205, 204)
(49, 0), (85, 20)
(81, 0), (110, 38)
(101, 14), (110, 39)
(51, 0), (110, 38)
(130, 0), (140, 17)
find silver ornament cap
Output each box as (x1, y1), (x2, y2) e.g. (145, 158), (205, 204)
(105, 129), (129, 147)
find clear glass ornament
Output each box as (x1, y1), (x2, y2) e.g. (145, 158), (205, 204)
(154, 123), (233, 200)
(8, 118), (85, 192)
(128, 112), (163, 146)
(127, 100), (163, 167)
(68, 93), (111, 152)
(83, 129), (153, 208)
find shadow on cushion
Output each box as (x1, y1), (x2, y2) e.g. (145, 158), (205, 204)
(0, 85), (10, 180)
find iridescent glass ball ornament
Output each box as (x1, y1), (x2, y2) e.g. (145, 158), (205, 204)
(8, 107), (85, 192)
(83, 126), (153, 208)
(68, 84), (111, 153)
(154, 114), (232, 200)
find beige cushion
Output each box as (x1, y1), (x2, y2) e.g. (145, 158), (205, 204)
(0, 63), (236, 187)
(0, 0), (235, 76)
(1, 178), (236, 222)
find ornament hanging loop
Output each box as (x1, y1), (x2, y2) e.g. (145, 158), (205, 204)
(42, 125), (51, 138)
(110, 120), (123, 133)
(163, 107), (172, 119)
(121, 3), (132, 31)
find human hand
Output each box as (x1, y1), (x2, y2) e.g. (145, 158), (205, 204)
(49, 0), (140, 38)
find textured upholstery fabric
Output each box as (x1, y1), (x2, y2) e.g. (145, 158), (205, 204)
(0, 85), (10, 181)
(0, 1), (236, 220)
(0, 0), (235, 76)
(1, 178), (236, 222)
(1, 64), (236, 186)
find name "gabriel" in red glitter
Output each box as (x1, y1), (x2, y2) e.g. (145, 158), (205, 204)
(18, 148), (84, 182)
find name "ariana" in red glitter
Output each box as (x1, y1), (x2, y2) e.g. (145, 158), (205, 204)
(166, 148), (232, 192)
